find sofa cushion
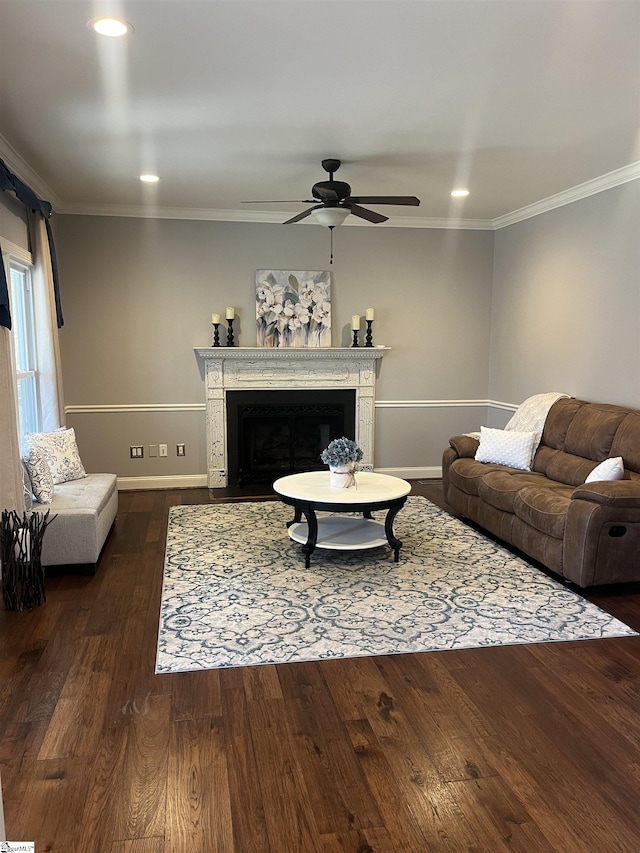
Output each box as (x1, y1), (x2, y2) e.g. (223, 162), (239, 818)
(610, 412), (640, 475)
(35, 473), (118, 567)
(532, 445), (560, 476)
(475, 426), (538, 471)
(447, 458), (508, 497)
(563, 404), (628, 462)
(514, 485), (574, 539)
(540, 398), (583, 450)
(545, 451), (599, 487)
(478, 470), (546, 513)
(48, 474), (116, 514)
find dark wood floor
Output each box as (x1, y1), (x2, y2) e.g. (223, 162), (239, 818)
(2, 481), (640, 852)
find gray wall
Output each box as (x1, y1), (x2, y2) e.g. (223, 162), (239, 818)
(4, 179), (639, 485)
(54, 215), (495, 481)
(490, 181), (640, 408)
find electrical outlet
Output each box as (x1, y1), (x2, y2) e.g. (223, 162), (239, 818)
(149, 444), (157, 457)
(130, 445), (144, 459)
(159, 444), (168, 457)
(176, 443), (186, 457)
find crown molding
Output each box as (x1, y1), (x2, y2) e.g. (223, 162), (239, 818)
(58, 202), (493, 230)
(59, 204), (289, 222)
(56, 161), (640, 229)
(2, 131), (636, 230)
(492, 161), (640, 229)
(0, 133), (63, 210)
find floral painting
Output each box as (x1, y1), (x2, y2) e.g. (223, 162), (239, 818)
(256, 270), (331, 348)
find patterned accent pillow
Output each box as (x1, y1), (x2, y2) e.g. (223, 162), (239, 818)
(26, 427), (87, 485)
(22, 448), (55, 503)
(585, 456), (624, 483)
(21, 461), (34, 510)
(474, 426), (539, 472)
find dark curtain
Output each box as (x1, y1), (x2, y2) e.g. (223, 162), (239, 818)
(0, 158), (64, 330)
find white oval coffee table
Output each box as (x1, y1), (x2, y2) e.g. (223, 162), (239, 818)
(273, 471), (411, 568)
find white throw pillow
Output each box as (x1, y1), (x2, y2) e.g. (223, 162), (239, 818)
(585, 456), (624, 483)
(26, 427), (87, 485)
(22, 448), (55, 503)
(474, 426), (539, 472)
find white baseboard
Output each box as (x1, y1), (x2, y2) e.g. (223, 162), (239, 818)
(117, 474), (208, 491)
(117, 468), (442, 491)
(374, 466), (442, 480)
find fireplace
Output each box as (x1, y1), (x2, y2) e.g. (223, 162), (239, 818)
(194, 347), (386, 488)
(227, 389), (356, 485)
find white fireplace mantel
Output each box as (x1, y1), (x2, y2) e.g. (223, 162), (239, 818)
(194, 347), (388, 487)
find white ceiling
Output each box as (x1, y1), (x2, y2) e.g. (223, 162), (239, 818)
(1, 0), (639, 226)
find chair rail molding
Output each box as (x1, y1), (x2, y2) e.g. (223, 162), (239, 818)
(65, 398), (517, 415)
(65, 403), (205, 414)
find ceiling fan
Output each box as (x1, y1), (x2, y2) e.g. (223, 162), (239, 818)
(243, 158), (420, 226)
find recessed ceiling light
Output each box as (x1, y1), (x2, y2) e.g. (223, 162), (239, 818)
(140, 174), (160, 183)
(90, 17), (132, 37)
(451, 189), (470, 198)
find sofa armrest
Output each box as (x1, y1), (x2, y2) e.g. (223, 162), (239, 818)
(448, 435), (480, 459)
(571, 480), (640, 508)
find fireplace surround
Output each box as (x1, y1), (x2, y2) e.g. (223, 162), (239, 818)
(194, 348), (387, 488)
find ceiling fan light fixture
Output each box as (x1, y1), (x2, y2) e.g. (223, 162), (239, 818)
(451, 188), (470, 198)
(313, 207), (349, 228)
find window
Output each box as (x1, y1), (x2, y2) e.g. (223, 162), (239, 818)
(9, 259), (41, 445)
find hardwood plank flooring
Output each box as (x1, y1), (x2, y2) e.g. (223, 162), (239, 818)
(2, 481), (640, 851)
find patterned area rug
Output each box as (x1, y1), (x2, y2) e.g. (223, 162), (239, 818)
(156, 496), (636, 673)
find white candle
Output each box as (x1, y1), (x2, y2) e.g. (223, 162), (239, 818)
(226, 307), (235, 320)
(351, 314), (360, 331)
(365, 308), (375, 321)
(212, 313), (220, 324)
(15, 527), (31, 561)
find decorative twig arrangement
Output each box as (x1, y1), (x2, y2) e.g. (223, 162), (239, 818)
(1, 510), (54, 610)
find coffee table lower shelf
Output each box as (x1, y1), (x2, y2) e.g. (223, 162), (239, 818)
(273, 471), (411, 568)
(288, 516), (388, 551)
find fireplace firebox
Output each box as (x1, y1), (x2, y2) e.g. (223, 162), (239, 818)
(227, 389), (356, 486)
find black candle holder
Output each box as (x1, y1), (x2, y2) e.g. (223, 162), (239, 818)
(212, 323), (220, 347)
(351, 329), (359, 347)
(226, 318), (235, 347)
(365, 319), (374, 347)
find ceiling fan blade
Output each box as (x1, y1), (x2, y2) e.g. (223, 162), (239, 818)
(348, 196), (420, 206)
(282, 206), (321, 225)
(347, 204), (389, 224)
(242, 199), (315, 204)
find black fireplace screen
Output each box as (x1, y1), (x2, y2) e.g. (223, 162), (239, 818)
(227, 389), (356, 486)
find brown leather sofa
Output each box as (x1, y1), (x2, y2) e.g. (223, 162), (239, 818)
(442, 398), (640, 587)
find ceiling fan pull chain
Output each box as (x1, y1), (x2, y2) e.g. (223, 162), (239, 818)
(329, 225), (334, 264)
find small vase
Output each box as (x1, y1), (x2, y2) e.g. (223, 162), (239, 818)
(329, 463), (356, 488)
